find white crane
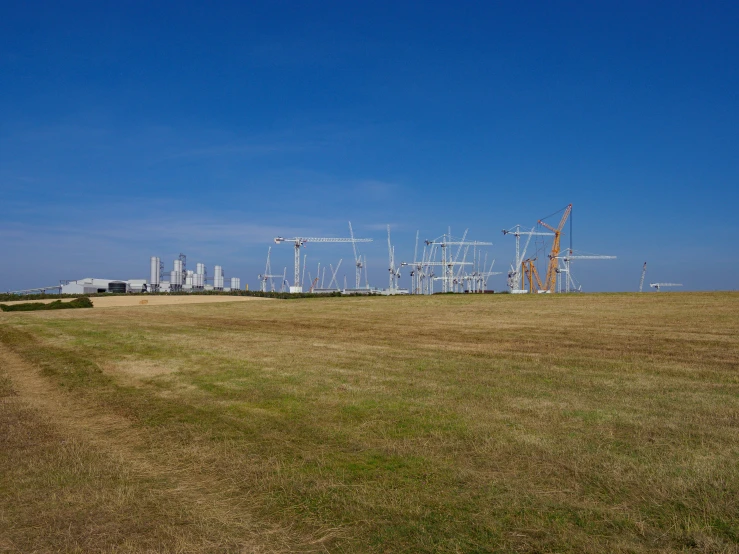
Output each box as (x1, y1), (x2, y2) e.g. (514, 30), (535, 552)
(274, 235), (372, 293)
(554, 250), (616, 293)
(466, 254), (500, 293)
(257, 247), (283, 292)
(502, 225), (554, 293)
(387, 225), (401, 293)
(650, 283), (683, 291)
(301, 254), (307, 290)
(425, 231), (492, 293)
(401, 231), (425, 294)
(348, 221), (368, 289)
(328, 259), (343, 291)
(480, 259), (502, 292)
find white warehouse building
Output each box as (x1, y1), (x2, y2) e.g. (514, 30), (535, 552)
(60, 278), (147, 295)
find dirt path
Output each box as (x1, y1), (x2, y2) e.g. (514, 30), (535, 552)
(0, 342), (297, 553)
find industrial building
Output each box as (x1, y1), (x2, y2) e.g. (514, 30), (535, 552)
(55, 255), (243, 295)
(149, 255), (242, 293)
(60, 278), (147, 295)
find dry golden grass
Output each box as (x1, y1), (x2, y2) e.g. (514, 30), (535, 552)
(90, 295), (272, 308)
(1, 292), (738, 553)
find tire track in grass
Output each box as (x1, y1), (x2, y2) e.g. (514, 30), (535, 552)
(0, 342), (312, 553)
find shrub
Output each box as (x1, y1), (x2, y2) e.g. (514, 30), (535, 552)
(0, 297), (93, 312)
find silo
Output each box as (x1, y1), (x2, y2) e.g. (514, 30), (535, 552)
(185, 270), (194, 286)
(172, 259), (183, 288)
(150, 257), (160, 291)
(214, 265), (224, 290)
(230, 277), (240, 290)
(194, 263), (205, 289)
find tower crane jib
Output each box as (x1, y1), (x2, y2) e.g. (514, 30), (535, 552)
(274, 236), (372, 293)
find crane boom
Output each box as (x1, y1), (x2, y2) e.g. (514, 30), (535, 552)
(502, 225), (554, 291)
(538, 204), (572, 292)
(522, 258), (544, 293)
(274, 236), (372, 292)
(650, 283), (683, 291)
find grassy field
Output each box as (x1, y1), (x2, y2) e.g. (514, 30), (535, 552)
(1, 292), (738, 553)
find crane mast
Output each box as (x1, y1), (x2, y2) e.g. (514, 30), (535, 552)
(425, 232), (492, 293)
(387, 225), (401, 293)
(348, 221), (365, 289)
(258, 247), (283, 292)
(503, 225), (554, 292)
(554, 250), (616, 293)
(274, 235), (371, 292)
(639, 262), (647, 293)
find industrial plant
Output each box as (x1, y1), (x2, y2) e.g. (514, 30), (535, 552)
(6, 204), (678, 297)
(54, 254), (241, 295)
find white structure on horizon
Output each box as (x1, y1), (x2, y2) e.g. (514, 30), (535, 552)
(214, 265), (224, 290)
(61, 278), (130, 294)
(150, 257), (161, 292)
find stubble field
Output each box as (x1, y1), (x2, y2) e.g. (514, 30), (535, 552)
(1, 292), (738, 553)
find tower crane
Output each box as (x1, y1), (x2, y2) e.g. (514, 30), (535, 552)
(650, 283), (683, 291)
(639, 262), (647, 293)
(425, 232), (493, 293)
(554, 250), (616, 293)
(348, 221), (367, 289)
(387, 225), (401, 293)
(400, 260), (472, 294)
(502, 225), (553, 292)
(328, 259), (343, 291)
(274, 235), (372, 293)
(538, 204), (572, 293)
(400, 232), (428, 294)
(478, 258), (501, 293)
(257, 247), (283, 292)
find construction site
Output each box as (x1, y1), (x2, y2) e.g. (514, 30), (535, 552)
(4, 204), (688, 297)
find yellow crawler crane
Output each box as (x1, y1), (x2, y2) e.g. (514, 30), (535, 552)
(522, 258), (544, 293)
(538, 204), (572, 292)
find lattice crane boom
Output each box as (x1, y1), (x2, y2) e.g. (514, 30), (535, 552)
(650, 283), (683, 291)
(274, 236), (372, 291)
(538, 204), (572, 292)
(502, 225), (554, 291)
(522, 258), (544, 293)
(424, 235), (492, 293)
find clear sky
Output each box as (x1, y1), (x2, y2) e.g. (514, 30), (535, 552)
(2, 1), (738, 292)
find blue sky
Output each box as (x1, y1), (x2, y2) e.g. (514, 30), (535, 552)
(2, 1), (737, 292)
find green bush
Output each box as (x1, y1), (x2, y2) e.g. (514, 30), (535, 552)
(0, 297), (93, 312)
